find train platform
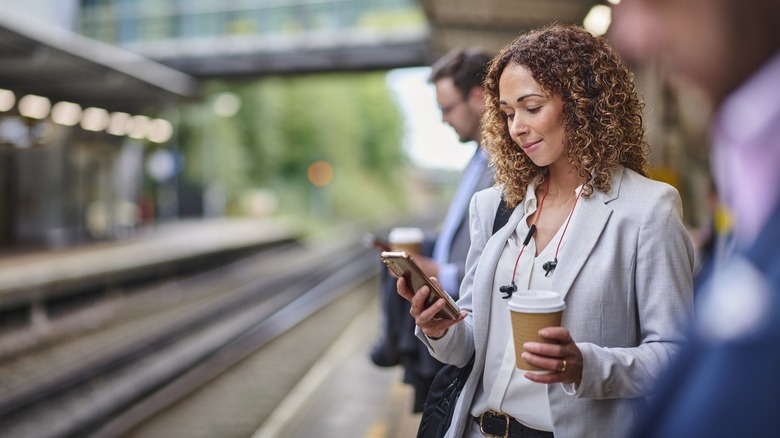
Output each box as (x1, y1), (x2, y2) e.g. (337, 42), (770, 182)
(252, 293), (423, 438)
(0, 216), (429, 438)
(0, 216), (303, 360)
(0, 217), (299, 297)
(0, 217), (302, 319)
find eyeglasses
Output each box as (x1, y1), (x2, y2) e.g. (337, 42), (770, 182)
(439, 98), (466, 116)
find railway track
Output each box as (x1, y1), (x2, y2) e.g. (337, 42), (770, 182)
(0, 233), (381, 438)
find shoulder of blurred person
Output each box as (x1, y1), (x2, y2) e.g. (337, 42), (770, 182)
(612, 1), (780, 437)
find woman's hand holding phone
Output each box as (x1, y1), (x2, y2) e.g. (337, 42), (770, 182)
(380, 251), (461, 319)
(382, 251), (466, 338)
(396, 275), (466, 339)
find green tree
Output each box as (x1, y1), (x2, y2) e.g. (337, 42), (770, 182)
(177, 71), (409, 227)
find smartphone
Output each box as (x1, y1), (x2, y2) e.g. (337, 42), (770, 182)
(380, 251), (461, 320)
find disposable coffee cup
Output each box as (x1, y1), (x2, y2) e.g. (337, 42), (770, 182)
(388, 227), (424, 254)
(507, 290), (566, 373)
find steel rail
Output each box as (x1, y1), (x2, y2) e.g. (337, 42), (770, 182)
(0, 242), (378, 438)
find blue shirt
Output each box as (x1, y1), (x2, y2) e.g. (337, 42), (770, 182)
(433, 148), (488, 296)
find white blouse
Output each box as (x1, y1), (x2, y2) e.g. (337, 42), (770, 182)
(469, 180), (582, 432)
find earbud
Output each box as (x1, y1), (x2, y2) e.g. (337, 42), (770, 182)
(499, 282), (517, 299)
(543, 258), (558, 277)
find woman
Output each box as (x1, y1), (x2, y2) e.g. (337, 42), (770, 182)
(398, 24), (694, 438)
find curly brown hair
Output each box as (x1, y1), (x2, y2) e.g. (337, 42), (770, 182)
(482, 23), (649, 207)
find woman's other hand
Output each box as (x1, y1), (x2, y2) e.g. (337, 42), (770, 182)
(521, 326), (583, 384)
(396, 276), (466, 339)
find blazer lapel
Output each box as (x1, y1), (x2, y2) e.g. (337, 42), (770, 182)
(551, 168), (622, 300)
(472, 201), (526, 345)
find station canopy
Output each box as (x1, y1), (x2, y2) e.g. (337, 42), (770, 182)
(0, 9), (197, 114)
(422, 0), (603, 55)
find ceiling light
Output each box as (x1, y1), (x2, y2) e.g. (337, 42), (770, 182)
(51, 101), (82, 126)
(107, 112), (131, 136)
(147, 119), (173, 143)
(80, 107), (110, 132)
(0, 89), (15, 112)
(129, 115), (150, 139)
(584, 5), (612, 36)
(18, 94), (51, 119)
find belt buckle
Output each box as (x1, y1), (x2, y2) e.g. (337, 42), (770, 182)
(479, 410), (510, 438)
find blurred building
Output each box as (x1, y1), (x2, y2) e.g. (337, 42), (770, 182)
(0, 1), (197, 250)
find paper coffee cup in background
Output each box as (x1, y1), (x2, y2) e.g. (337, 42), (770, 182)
(507, 290), (566, 373)
(388, 227), (424, 254)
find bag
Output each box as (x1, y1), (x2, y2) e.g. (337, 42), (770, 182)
(416, 198), (512, 438)
(416, 356), (474, 438)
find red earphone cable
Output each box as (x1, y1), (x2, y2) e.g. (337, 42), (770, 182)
(508, 180), (584, 284)
(510, 180), (550, 279)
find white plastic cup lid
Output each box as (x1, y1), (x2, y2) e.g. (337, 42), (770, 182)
(507, 290), (565, 313)
(388, 227), (425, 244)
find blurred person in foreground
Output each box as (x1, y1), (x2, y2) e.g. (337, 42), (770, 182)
(371, 48), (495, 412)
(398, 24), (694, 437)
(610, 0), (780, 436)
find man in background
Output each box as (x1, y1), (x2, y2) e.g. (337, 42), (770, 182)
(371, 48), (494, 413)
(610, 0), (780, 436)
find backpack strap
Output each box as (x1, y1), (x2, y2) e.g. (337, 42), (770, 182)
(492, 197), (512, 235)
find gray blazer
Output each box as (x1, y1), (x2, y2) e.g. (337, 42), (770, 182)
(418, 166), (695, 438)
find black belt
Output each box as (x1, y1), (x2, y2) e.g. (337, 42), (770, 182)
(475, 410), (554, 438)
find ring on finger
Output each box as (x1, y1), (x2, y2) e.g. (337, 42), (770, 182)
(560, 359), (567, 372)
